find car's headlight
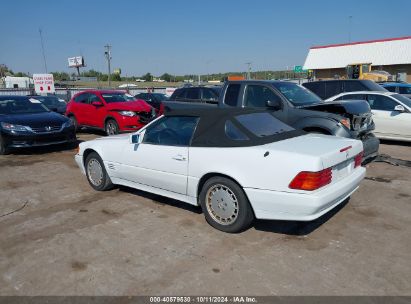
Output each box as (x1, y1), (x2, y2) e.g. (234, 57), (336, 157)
(119, 110), (136, 117)
(340, 118), (351, 129)
(0, 122), (32, 132)
(63, 119), (74, 128)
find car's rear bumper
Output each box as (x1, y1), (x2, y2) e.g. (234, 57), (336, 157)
(244, 167), (366, 221)
(2, 128), (76, 149)
(361, 133), (379, 161)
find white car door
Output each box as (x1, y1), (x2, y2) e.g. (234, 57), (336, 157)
(119, 116), (199, 195)
(367, 94), (411, 138)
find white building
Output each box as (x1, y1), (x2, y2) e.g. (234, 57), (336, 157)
(303, 36), (411, 82)
(4, 76), (33, 89)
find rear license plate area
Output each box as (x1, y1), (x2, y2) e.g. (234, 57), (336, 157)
(332, 159), (354, 182)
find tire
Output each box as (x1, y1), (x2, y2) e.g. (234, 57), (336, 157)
(85, 152), (114, 191)
(69, 115), (78, 131)
(105, 119), (119, 136)
(0, 135), (10, 155)
(199, 176), (254, 233)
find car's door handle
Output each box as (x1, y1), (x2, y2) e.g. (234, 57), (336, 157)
(172, 154), (186, 161)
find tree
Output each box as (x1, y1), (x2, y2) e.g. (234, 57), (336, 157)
(160, 73), (173, 82)
(142, 73), (153, 82)
(51, 71), (70, 81)
(111, 73), (121, 81)
(14, 72), (28, 77)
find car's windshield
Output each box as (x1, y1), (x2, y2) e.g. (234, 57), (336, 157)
(393, 94), (411, 109)
(32, 96), (65, 107)
(235, 112), (295, 137)
(101, 93), (135, 103)
(0, 98), (50, 115)
(272, 82), (322, 106)
(152, 93), (169, 101)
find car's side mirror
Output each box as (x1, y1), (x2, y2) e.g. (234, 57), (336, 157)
(130, 134), (140, 144)
(394, 105), (405, 112)
(50, 107), (58, 112)
(266, 99), (281, 109)
(91, 101), (103, 106)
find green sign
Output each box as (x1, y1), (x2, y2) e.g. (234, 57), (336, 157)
(294, 65), (303, 73)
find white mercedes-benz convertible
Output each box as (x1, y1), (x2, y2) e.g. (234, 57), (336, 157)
(75, 108), (366, 232)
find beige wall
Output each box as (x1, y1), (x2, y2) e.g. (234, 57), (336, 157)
(314, 64), (411, 82)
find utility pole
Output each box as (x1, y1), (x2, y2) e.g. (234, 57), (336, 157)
(245, 62), (252, 80)
(39, 28), (48, 73)
(104, 44), (112, 87)
(348, 16), (353, 43)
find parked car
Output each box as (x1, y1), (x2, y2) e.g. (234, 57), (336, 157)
(66, 90), (155, 135)
(302, 79), (387, 100)
(327, 91), (411, 142)
(380, 82), (411, 99)
(75, 108), (365, 233)
(0, 96), (76, 154)
(166, 80), (379, 162)
(169, 86), (221, 104)
(28, 95), (67, 114)
(134, 92), (169, 114)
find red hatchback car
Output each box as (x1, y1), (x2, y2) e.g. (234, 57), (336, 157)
(66, 90), (155, 135)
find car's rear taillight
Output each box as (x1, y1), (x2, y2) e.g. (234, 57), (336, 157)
(354, 151), (363, 168)
(289, 168), (332, 191)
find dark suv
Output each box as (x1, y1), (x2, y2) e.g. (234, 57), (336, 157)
(303, 80), (387, 100)
(170, 86), (221, 104)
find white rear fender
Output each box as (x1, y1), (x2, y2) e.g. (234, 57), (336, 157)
(187, 147), (322, 195)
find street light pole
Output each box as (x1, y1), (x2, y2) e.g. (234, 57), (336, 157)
(104, 44), (112, 87)
(348, 16), (353, 43)
(245, 62), (252, 80)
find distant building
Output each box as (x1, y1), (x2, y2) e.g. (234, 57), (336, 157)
(303, 36), (411, 82)
(3, 76), (33, 88)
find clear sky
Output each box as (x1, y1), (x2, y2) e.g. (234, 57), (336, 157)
(2, 0), (410, 76)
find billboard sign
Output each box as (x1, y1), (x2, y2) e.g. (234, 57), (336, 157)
(33, 74), (55, 94)
(68, 56), (85, 68)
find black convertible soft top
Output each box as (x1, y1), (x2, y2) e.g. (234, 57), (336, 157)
(163, 106), (305, 147)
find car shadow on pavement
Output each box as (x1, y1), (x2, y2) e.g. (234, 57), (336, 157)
(379, 139), (411, 147)
(120, 184), (349, 235)
(253, 198), (350, 236)
(6, 140), (83, 155)
(118, 186), (202, 214)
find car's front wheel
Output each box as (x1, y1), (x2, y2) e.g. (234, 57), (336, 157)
(105, 119), (119, 136)
(0, 135), (10, 155)
(199, 176), (254, 233)
(85, 152), (114, 191)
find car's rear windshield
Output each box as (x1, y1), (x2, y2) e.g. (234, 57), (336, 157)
(364, 81), (388, 91)
(101, 93), (135, 103)
(393, 94), (411, 108)
(235, 112), (295, 137)
(271, 82), (322, 106)
(0, 98), (49, 114)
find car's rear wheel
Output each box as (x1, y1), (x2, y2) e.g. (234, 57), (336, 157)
(105, 119), (119, 136)
(0, 135), (10, 155)
(199, 176), (254, 233)
(85, 152), (114, 191)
